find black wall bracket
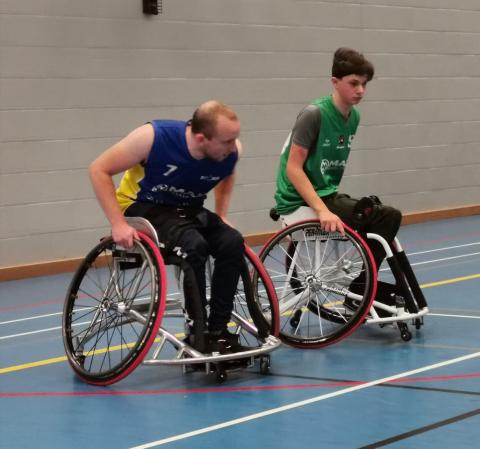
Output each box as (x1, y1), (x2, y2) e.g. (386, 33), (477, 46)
(143, 0), (162, 15)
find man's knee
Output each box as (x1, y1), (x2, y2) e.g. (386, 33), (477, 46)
(384, 206), (402, 232)
(371, 205), (402, 242)
(217, 227), (244, 257)
(180, 232), (209, 264)
(389, 207), (402, 228)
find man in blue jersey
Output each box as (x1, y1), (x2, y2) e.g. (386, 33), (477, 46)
(89, 100), (245, 354)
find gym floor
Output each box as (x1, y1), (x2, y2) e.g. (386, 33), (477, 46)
(1, 215), (479, 449)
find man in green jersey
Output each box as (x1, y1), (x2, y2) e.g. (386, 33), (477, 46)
(274, 47), (402, 274)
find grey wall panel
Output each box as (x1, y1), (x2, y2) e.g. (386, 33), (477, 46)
(0, 47), (334, 79)
(1, 0), (479, 267)
(1, 170), (92, 206)
(0, 138), (116, 174)
(306, 0), (480, 10)
(368, 78), (480, 101)
(354, 122), (480, 150)
(378, 186), (480, 213)
(348, 143), (480, 175)
(1, 78), (325, 109)
(360, 99), (480, 125)
(0, 200), (107, 239)
(6, 48), (480, 80)
(231, 209), (281, 237)
(0, 228), (109, 267)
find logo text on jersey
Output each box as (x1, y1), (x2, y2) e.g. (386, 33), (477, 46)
(200, 175), (221, 181)
(320, 159), (346, 175)
(151, 184), (205, 199)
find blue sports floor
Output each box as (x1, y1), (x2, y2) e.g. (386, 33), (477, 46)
(1, 215), (480, 449)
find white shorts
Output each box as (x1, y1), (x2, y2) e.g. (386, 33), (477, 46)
(280, 206), (317, 227)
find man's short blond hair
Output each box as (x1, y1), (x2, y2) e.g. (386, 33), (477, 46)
(190, 100), (238, 139)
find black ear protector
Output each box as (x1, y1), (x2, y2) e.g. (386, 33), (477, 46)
(353, 195), (382, 222)
(269, 207), (280, 222)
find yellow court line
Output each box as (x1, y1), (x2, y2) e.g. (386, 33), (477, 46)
(420, 273), (480, 289)
(0, 356), (67, 374)
(0, 334), (184, 375)
(1, 273), (479, 375)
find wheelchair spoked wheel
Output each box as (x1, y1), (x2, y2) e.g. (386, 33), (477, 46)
(257, 220), (377, 348)
(234, 245), (280, 340)
(204, 246), (279, 381)
(208, 245), (280, 355)
(62, 232), (166, 385)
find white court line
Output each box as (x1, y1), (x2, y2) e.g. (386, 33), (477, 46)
(408, 252), (480, 267)
(0, 326), (63, 340)
(0, 311), (62, 325)
(379, 251), (480, 272)
(0, 317), (98, 340)
(0, 293), (181, 327)
(429, 313), (480, 319)
(3, 245), (479, 338)
(4, 310), (480, 341)
(127, 351), (480, 449)
(407, 242), (480, 257)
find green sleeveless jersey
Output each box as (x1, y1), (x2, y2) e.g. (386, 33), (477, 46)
(274, 95), (360, 214)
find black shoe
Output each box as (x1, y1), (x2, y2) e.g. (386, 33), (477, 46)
(343, 297), (361, 311)
(375, 281), (404, 306)
(207, 330), (249, 354)
(372, 281), (406, 317)
(346, 280), (404, 310)
(183, 331), (208, 353)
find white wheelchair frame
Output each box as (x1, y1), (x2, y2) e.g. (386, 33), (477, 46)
(258, 220), (429, 346)
(360, 233), (429, 337)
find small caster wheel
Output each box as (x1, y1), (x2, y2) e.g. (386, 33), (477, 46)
(260, 356), (270, 374)
(290, 309), (302, 328)
(414, 318), (422, 330)
(398, 323), (412, 342)
(75, 352), (86, 367)
(216, 368), (227, 384)
(401, 330), (412, 341)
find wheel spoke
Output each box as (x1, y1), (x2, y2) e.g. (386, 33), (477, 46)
(258, 221), (375, 347)
(63, 236), (163, 384)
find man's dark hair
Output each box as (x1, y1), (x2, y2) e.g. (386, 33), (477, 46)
(331, 47), (374, 81)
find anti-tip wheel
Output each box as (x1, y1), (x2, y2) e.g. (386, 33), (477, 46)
(260, 356), (271, 374)
(215, 365), (227, 383)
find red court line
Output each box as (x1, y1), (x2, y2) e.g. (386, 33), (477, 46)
(0, 298), (64, 313)
(389, 373), (480, 383)
(0, 381), (359, 397)
(2, 373), (479, 398)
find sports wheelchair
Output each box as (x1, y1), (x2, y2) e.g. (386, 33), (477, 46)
(62, 217), (281, 385)
(256, 209), (429, 348)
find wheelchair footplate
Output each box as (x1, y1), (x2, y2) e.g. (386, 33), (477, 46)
(141, 328), (280, 383)
(364, 280), (429, 342)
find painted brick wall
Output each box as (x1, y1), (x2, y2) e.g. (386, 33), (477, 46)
(1, 0), (479, 266)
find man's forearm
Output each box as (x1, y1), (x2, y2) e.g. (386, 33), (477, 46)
(287, 166), (329, 213)
(214, 175), (235, 218)
(89, 166), (126, 227)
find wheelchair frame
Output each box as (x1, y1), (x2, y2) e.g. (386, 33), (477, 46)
(62, 217), (281, 385)
(257, 220), (429, 347)
(364, 233), (429, 339)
